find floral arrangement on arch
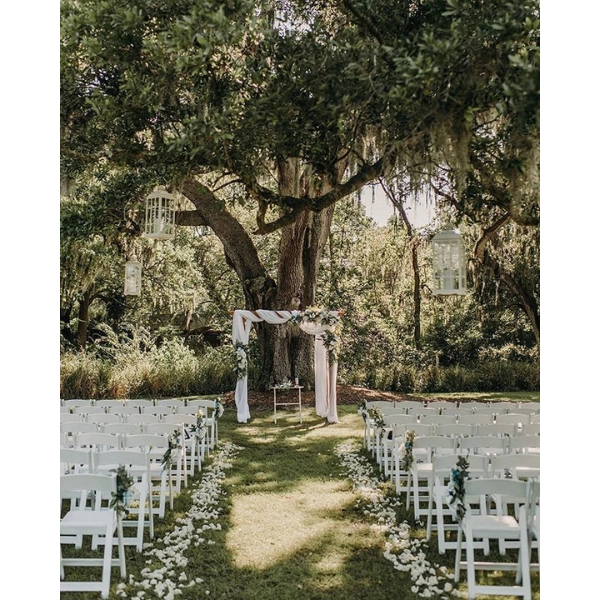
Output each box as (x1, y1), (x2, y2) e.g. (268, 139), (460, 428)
(289, 306), (341, 327)
(446, 455), (470, 523)
(234, 344), (248, 380)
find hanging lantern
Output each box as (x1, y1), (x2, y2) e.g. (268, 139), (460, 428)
(431, 229), (467, 296)
(124, 257), (142, 296)
(144, 186), (176, 240)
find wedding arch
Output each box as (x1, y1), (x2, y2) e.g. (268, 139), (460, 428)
(231, 309), (343, 424)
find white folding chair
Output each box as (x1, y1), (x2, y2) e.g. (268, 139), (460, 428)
(458, 435), (508, 458)
(124, 413), (162, 426)
(162, 414), (203, 479)
(108, 405), (141, 416)
(126, 399), (155, 409)
(155, 399), (186, 412)
(102, 422), (144, 437)
(60, 473), (126, 599)
(434, 423), (474, 439)
(61, 447), (93, 476)
(183, 399), (221, 451)
(407, 435), (458, 520)
(395, 400), (425, 411)
(95, 399), (124, 410)
(379, 414), (417, 476)
(490, 453), (540, 482)
(61, 422), (99, 448)
(427, 400), (457, 410)
(93, 449), (154, 552)
(122, 433), (176, 518)
(508, 435), (540, 455)
(477, 423), (517, 438)
(143, 422), (189, 491)
(63, 399), (94, 409)
(443, 407), (476, 418)
(87, 413), (123, 426)
(420, 414), (457, 427)
(458, 413), (495, 428)
(426, 453), (489, 554)
(73, 405), (106, 416)
(454, 478), (532, 600)
(142, 405), (174, 417)
(73, 432), (121, 459)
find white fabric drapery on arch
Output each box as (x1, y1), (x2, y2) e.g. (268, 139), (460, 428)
(231, 309), (340, 424)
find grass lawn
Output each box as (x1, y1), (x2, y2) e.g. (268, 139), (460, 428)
(60, 393), (540, 599)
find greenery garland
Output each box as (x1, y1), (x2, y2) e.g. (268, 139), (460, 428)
(446, 455), (470, 523)
(320, 330), (340, 363)
(109, 465), (134, 517)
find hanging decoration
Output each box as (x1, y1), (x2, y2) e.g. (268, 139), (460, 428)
(124, 256), (142, 296)
(431, 228), (467, 296)
(144, 186), (177, 240)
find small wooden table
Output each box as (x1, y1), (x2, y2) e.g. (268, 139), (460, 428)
(271, 385), (303, 424)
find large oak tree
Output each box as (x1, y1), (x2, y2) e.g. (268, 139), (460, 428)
(61, 0), (539, 385)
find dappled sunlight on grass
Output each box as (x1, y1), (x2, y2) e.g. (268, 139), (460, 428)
(226, 479), (353, 569)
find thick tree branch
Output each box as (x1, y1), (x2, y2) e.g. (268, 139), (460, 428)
(249, 157), (387, 234)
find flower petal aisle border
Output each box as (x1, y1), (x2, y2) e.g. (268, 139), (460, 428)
(335, 441), (459, 599)
(115, 442), (243, 599)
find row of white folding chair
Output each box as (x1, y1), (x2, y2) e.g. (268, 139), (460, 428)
(64, 401), (219, 452)
(64, 432), (179, 517)
(393, 433), (540, 520)
(378, 417), (539, 473)
(61, 417), (208, 476)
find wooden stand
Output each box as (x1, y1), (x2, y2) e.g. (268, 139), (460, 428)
(271, 385), (303, 424)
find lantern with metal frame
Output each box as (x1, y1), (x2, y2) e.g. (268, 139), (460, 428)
(144, 186), (177, 240)
(124, 256), (142, 296)
(431, 228), (467, 296)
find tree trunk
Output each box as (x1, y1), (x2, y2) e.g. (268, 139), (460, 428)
(271, 159), (341, 388)
(181, 178), (278, 387)
(77, 290), (92, 350)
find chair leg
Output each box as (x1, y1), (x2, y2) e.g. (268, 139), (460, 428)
(454, 525), (463, 582)
(117, 516), (126, 579)
(101, 526), (114, 599)
(465, 522), (477, 600)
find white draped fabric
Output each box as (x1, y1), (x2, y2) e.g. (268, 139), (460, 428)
(231, 309), (340, 424)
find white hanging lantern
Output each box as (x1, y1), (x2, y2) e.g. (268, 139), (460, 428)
(144, 186), (176, 240)
(124, 257), (142, 296)
(431, 229), (467, 296)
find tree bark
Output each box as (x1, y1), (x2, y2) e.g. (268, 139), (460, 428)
(271, 159), (342, 387)
(77, 290), (92, 350)
(181, 178), (278, 386)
